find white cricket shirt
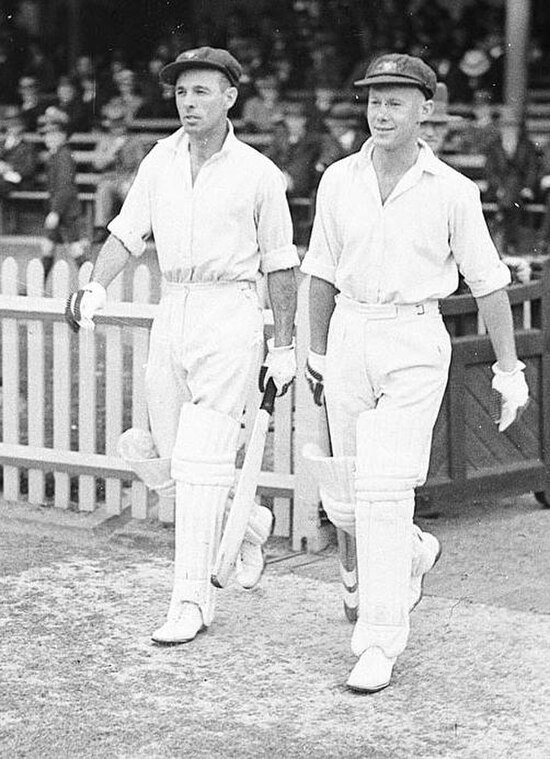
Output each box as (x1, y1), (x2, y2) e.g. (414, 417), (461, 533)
(301, 138), (511, 302)
(108, 122), (299, 281)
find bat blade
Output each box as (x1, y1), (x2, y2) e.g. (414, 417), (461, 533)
(211, 379), (277, 588)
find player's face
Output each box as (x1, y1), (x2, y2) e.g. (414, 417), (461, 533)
(175, 69), (237, 137)
(367, 85), (430, 152)
(419, 120), (448, 155)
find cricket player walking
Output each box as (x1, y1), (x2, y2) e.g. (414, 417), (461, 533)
(65, 47), (299, 645)
(302, 54), (529, 692)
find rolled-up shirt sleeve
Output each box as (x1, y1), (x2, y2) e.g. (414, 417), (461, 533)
(450, 180), (511, 297)
(300, 170), (341, 285)
(256, 164), (300, 274)
(107, 154), (153, 257)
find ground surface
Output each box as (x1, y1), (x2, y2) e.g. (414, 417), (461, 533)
(1, 493), (549, 759)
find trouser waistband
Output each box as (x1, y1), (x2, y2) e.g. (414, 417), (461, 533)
(336, 295), (440, 319)
(161, 278), (256, 295)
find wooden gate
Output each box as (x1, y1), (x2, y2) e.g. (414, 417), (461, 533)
(419, 262), (550, 504)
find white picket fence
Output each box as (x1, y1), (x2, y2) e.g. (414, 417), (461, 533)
(0, 254), (330, 552)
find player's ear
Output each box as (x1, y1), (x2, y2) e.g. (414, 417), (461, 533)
(420, 98), (434, 123)
(225, 85), (238, 110)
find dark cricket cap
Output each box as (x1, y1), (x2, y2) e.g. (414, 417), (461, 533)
(354, 53), (437, 99)
(159, 47), (242, 87)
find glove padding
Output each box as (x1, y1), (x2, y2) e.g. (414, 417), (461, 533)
(305, 349), (326, 406)
(259, 338), (296, 397)
(65, 281), (107, 333)
(491, 360), (529, 432)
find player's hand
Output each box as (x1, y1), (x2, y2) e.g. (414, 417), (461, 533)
(65, 281), (107, 333)
(44, 211), (60, 230)
(305, 349), (325, 406)
(491, 361), (529, 432)
(260, 338), (296, 397)
(502, 255), (531, 284)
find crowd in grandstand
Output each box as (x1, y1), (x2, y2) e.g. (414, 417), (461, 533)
(1, 0), (550, 261)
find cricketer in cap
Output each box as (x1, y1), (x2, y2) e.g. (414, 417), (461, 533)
(64, 45), (299, 648)
(354, 53), (437, 98)
(302, 51), (529, 695)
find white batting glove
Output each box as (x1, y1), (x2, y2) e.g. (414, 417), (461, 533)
(65, 281), (107, 333)
(491, 361), (529, 432)
(260, 338), (296, 396)
(305, 349), (326, 407)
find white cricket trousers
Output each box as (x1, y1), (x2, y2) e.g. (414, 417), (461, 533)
(324, 295), (452, 658)
(144, 279), (264, 624)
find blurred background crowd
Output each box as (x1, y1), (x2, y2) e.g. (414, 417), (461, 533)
(1, 0), (550, 259)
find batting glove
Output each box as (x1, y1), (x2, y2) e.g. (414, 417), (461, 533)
(260, 338), (296, 397)
(305, 349), (325, 407)
(65, 281), (107, 333)
(491, 361), (529, 432)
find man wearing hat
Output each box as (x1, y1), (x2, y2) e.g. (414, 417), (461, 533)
(65, 47), (299, 645)
(0, 105), (37, 197)
(418, 82), (462, 157)
(301, 53), (528, 693)
(316, 101), (368, 174)
(91, 103), (147, 243)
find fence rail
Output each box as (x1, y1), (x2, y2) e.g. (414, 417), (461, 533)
(1, 255), (549, 551)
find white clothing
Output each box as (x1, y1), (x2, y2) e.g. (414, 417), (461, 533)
(301, 138), (510, 302)
(145, 280), (264, 451)
(324, 298), (451, 459)
(108, 122), (299, 280)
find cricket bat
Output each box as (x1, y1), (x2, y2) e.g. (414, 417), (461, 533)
(211, 377), (277, 589)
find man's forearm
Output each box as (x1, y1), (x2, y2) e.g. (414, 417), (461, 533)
(475, 287), (518, 372)
(91, 234), (131, 289)
(267, 268), (297, 346)
(309, 275), (337, 354)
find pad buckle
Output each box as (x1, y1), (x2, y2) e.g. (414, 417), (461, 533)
(415, 304), (425, 316)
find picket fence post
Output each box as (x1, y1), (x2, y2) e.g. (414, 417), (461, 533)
(2, 257), (20, 501)
(26, 258), (46, 504)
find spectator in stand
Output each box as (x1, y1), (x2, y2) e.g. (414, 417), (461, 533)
(17, 75), (50, 132)
(267, 101), (324, 199)
(49, 75), (91, 134)
(139, 50), (173, 117)
(484, 108), (540, 257)
(71, 55), (98, 126)
(418, 82), (462, 157)
(315, 101), (367, 175)
(135, 81), (177, 120)
(0, 105), (37, 197)
(446, 48), (493, 104)
(460, 90), (502, 155)
(23, 41), (56, 95)
(241, 76), (283, 133)
(480, 32), (505, 104)
(91, 103), (147, 244)
(103, 68), (144, 126)
(304, 85), (336, 137)
(0, 39), (19, 105)
(39, 107), (89, 279)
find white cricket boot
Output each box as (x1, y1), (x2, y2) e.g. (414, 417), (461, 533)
(236, 503), (273, 589)
(346, 646), (396, 693)
(151, 602), (205, 645)
(409, 526), (442, 611)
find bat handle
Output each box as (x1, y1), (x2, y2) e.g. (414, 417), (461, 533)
(260, 378), (277, 415)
